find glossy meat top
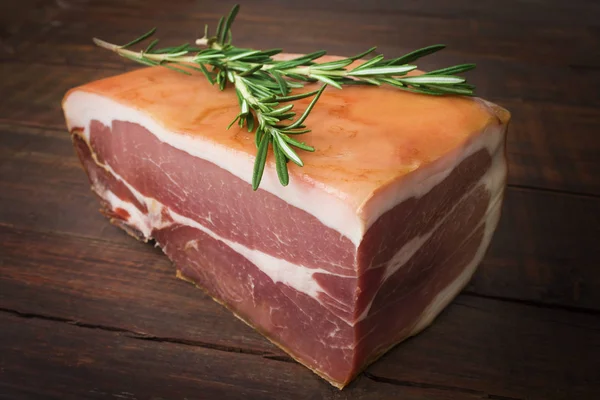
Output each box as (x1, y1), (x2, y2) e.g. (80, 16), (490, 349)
(64, 55), (509, 207)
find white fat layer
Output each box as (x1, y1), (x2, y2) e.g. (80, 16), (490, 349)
(63, 91), (504, 246)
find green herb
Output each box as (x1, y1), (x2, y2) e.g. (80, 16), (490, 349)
(93, 4), (476, 190)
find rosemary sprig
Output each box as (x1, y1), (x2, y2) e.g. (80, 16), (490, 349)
(93, 4), (476, 190)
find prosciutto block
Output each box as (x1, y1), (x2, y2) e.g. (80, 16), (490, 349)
(62, 57), (509, 388)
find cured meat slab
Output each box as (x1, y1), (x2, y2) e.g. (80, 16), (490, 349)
(62, 56), (510, 388)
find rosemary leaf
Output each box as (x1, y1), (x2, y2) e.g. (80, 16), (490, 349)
(424, 84), (475, 95)
(425, 63), (476, 75)
(238, 64), (264, 76)
(252, 133), (270, 190)
(309, 74), (342, 89)
(276, 112), (297, 120)
(387, 44), (446, 65)
(227, 114), (241, 129)
(247, 113), (255, 132)
(352, 55), (385, 71)
(400, 75), (466, 84)
(145, 39), (159, 53)
(271, 70), (289, 96)
(198, 63), (215, 84)
(228, 50), (264, 61)
(348, 46), (377, 61)
(275, 89), (321, 102)
(281, 129), (312, 135)
(273, 139), (290, 186)
(283, 85), (327, 131)
(265, 104), (294, 116)
(282, 135), (315, 152)
(359, 77), (381, 85)
(283, 72), (312, 82)
(160, 62), (192, 75)
(215, 17), (225, 43)
(220, 4), (240, 44)
(311, 59), (354, 70)
(260, 48), (284, 57)
(274, 132), (303, 166)
(121, 28), (157, 49)
(348, 65), (417, 76)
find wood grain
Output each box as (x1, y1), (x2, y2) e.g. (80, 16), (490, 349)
(470, 187), (600, 309)
(367, 294), (600, 400)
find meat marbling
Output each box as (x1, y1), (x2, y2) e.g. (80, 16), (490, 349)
(62, 55), (510, 388)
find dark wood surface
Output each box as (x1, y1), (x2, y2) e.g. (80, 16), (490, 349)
(1, 1), (599, 399)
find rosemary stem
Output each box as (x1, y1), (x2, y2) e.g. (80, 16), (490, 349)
(284, 67), (347, 77)
(93, 38), (197, 63)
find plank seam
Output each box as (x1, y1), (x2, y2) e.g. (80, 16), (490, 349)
(0, 306), (290, 359)
(504, 184), (600, 200)
(460, 292), (600, 317)
(363, 372), (524, 399)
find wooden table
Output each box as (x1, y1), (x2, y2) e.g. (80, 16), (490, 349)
(1, 1), (599, 399)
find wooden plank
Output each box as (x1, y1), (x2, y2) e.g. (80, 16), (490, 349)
(285, 0), (600, 27)
(1, 312), (478, 399)
(1, 125), (599, 312)
(470, 187), (600, 310)
(368, 294), (600, 400)
(0, 64), (111, 130)
(5, 0), (599, 36)
(0, 126), (127, 243)
(0, 0), (61, 56)
(1, 62), (599, 196)
(3, 1), (599, 107)
(500, 100), (600, 195)
(3, 0), (598, 68)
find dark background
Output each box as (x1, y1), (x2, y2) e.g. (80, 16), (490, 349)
(1, 1), (599, 399)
